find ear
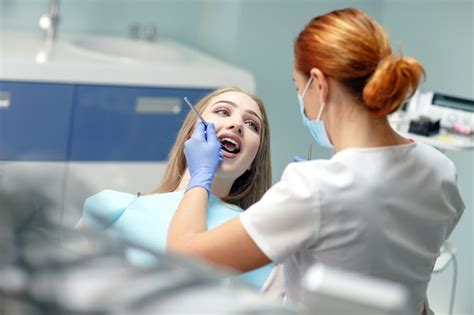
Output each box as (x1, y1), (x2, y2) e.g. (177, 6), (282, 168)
(309, 68), (328, 103)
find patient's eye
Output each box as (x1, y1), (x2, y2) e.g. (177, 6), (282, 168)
(245, 120), (260, 133)
(214, 107), (230, 117)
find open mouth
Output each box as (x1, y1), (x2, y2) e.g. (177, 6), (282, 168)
(219, 135), (241, 154)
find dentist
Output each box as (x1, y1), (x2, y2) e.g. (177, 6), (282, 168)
(167, 8), (464, 315)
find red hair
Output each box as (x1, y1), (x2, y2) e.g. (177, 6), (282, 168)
(294, 8), (425, 118)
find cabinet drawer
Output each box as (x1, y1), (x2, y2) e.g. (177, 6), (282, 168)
(0, 81), (74, 161)
(70, 85), (212, 161)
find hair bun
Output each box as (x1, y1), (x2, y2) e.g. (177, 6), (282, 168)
(363, 54), (425, 117)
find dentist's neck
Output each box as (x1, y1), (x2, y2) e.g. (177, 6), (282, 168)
(176, 169), (233, 199)
(325, 83), (409, 151)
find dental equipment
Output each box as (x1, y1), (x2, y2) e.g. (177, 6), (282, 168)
(307, 143), (312, 160)
(433, 242), (458, 315)
(390, 90), (474, 150)
(301, 264), (411, 315)
(406, 91), (473, 131)
(184, 97), (208, 128)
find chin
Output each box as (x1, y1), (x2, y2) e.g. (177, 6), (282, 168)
(216, 163), (247, 182)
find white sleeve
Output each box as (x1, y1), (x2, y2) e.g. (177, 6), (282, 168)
(444, 159), (465, 239)
(240, 163), (321, 263)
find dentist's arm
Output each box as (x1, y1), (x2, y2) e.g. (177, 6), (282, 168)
(167, 123), (271, 272)
(167, 122), (221, 243)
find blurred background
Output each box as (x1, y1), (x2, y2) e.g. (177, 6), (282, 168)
(1, 1), (472, 314)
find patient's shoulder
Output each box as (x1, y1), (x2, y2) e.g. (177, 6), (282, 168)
(83, 190), (136, 229)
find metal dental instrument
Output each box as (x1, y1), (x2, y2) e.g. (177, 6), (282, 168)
(307, 143), (312, 160)
(184, 97), (208, 128)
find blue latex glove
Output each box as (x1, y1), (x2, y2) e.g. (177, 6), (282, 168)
(293, 156), (307, 162)
(184, 122), (223, 194)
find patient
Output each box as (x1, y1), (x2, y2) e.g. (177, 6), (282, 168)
(76, 87), (281, 292)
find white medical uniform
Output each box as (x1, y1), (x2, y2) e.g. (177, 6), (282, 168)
(240, 142), (464, 314)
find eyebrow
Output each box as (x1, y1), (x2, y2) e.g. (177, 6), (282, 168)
(212, 100), (263, 125)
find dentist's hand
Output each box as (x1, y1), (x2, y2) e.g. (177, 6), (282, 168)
(184, 122), (223, 194)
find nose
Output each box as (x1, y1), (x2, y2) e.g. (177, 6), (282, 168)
(227, 121), (243, 135)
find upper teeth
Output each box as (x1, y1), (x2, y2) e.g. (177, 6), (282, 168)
(222, 137), (240, 149)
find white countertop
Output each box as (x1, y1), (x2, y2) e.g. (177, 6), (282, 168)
(0, 31), (255, 92)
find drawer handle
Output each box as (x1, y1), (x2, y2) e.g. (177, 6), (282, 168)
(0, 92), (11, 109)
(135, 96), (182, 114)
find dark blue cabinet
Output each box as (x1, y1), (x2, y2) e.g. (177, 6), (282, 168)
(69, 85), (211, 161)
(0, 81), (75, 161)
(0, 81), (212, 161)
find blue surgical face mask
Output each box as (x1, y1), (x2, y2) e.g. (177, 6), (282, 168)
(297, 76), (333, 149)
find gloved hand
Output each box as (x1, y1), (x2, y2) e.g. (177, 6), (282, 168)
(184, 122), (223, 194)
(293, 156), (307, 163)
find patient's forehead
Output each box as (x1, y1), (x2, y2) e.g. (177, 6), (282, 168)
(205, 91), (262, 117)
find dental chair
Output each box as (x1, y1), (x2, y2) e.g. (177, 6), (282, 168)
(300, 264), (412, 315)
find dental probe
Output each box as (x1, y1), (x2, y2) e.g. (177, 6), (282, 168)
(184, 97), (208, 128)
(307, 143), (312, 160)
